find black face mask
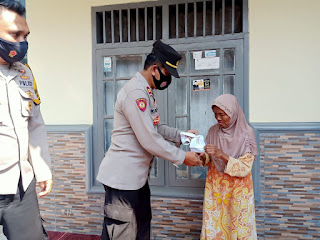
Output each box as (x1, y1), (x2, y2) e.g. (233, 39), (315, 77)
(152, 67), (172, 90)
(0, 37), (28, 63)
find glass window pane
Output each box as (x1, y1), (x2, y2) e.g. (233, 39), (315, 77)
(104, 81), (114, 116)
(177, 52), (187, 75)
(130, 9), (137, 41)
(225, 0), (232, 34)
(147, 7), (153, 40)
(224, 75), (234, 94)
(191, 166), (207, 179)
(190, 76), (219, 136)
(122, 10), (128, 42)
(187, 3), (194, 37)
(105, 11), (112, 43)
(177, 164), (188, 179)
(169, 5), (176, 39)
(205, 1), (213, 36)
(176, 116), (188, 130)
(116, 55), (142, 78)
(175, 78), (188, 115)
(138, 8), (145, 41)
(190, 49), (220, 74)
(104, 119), (114, 152)
(96, 12), (103, 44)
(116, 80), (128, 95)
(224, 48), (235, 71)
(196, 1), (203, 37)
(178, 4), (185, 38)
(215, 0), (222, 35)
(175, 117), (189, 179)
(150, 157), (158, 178)
(155, 7), (162, 40)
(103, 56), (113, 78)
(235, 0), (243, 33)
(113, 10), (120, 43)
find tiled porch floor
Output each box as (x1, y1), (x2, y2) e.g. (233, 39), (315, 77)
(47, 231), (100, 240)
(0, 230), (100, 240)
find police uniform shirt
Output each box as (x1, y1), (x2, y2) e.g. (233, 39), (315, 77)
(97, 72), (186, 190)
(0, 62), (52, 194)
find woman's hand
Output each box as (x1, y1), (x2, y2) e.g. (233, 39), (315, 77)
(204, 144), (229, 163)
(197, 152), (209, 167)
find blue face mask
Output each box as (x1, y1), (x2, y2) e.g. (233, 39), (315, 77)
(0, 37), (28, 63)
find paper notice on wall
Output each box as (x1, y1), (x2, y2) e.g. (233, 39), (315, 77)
(193, 79), (210, 91)
(104, 57), (112, 72)
(192, 51), (202, 59)
(205, 50), (217, 58)
(195, 57), (219, 70)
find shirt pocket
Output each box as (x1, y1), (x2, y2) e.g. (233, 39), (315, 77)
(18, 88), (34, 117)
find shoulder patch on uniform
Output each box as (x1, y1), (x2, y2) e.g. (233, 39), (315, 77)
(24, 63), (41, 105)
(136, 98), (147, 112)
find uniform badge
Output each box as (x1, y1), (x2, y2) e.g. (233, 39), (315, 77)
(18, 69), (26, 74)
(136, 98), (147, 112)
(26, 90), (34, 98)
(28, 101), (33, 110)
(146, 86), (152, 95)
(20, 74), (30, 80)
(153, 115), (160, 125)
(150, 108), (158, 114)
(9, 50), (17, 58)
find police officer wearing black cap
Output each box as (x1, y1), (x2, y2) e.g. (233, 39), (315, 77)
(97, 40), (202, 240)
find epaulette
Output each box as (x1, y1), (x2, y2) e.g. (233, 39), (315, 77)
(24, 63), (41, 105)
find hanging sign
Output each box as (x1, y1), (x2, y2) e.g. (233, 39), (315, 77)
(104, 57), (112, 72)
(195, 57), (219, 70)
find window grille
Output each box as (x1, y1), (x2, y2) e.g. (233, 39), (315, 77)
(95, 0), (242, 44)
(96, 6), (162, 44)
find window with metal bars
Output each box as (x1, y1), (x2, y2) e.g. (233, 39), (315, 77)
(95, 0), (242, 45)
(96, 6), (162, 44)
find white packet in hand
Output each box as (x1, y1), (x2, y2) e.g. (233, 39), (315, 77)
(180, 132), (206, 153)
(190, 135), (206, 153)
(180, 132), (197, 145)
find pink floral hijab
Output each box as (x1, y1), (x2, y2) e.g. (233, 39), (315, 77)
(206, 94), (258, 172)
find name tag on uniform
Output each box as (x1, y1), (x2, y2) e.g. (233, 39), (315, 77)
(150, 108), (158, 114)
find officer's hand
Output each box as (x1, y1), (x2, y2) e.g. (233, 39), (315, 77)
(183, 151), (202, 166)
(39, 179), (53, 197)
(186, 129), (199, 135)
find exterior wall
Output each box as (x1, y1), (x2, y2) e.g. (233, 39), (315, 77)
(254, 128), (320, 239)
(249, 0), (320, 122)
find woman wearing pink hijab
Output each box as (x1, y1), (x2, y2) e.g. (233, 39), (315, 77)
(199, 94), (258, 240)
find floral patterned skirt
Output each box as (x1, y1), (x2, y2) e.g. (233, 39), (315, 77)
(200, 165), (257, 240)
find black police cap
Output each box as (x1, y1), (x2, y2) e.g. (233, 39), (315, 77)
(152, 40), (182, 78)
